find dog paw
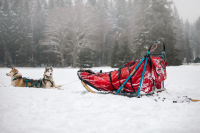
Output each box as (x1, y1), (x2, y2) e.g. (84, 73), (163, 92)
(57, 87), (64, 90)
(56, 85), (62, 87)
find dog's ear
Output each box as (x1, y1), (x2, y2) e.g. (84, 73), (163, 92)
(50, 66), (53, 70)
(45, 67), (48, 72)
(12, 67), (15, 70)
(14, 69), (18, 73)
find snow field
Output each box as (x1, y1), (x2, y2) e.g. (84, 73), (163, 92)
(0, 65), (200, 133)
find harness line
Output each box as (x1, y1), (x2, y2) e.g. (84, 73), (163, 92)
(60, 80), (80, 86)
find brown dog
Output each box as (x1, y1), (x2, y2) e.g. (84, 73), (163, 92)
(6, 68), (33, 87)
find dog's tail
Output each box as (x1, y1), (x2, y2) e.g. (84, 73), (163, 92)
(55, 85), (63, 90)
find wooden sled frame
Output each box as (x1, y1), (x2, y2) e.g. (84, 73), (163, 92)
(81, 81), (95, 93)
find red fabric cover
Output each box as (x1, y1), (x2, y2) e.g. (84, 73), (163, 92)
(79, 57), (167, 94)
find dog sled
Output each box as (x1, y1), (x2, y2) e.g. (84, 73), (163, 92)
(77, 41), (167, 97)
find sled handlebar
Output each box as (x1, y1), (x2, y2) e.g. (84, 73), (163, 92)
(148, 41), (165, 53)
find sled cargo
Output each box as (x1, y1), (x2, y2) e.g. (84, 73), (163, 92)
(78, 41), (167, 97)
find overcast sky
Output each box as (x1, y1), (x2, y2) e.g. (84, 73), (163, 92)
(173, 0), (200, 24)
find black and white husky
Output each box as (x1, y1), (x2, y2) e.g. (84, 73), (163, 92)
(36, 66), (62, 90)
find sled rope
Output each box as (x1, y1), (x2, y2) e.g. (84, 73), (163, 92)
(60, 80), (79, 87)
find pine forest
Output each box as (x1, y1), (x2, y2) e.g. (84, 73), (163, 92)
(0, 0), (200, 68)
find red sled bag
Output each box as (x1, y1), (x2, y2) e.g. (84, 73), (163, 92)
(78, 41), (167, 97)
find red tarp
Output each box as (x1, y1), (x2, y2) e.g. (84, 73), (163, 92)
(78, 57), (167, 94)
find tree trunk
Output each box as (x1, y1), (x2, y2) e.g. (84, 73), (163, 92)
(101, 44), (105, 66)
(72, 43), (77, 68)
(60, 51), (65, 67)
(101, 23), (108, 66)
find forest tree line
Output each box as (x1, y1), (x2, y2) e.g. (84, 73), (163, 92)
(0, 0), (200, 68)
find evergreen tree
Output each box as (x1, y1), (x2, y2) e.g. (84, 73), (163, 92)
(55, 0), (65, 7)
(127, 0), (138, 49)
(117, 36), (133, 67)
(4, 49), (12, 67)
(0, 0), (12, 64)
(92, 49), (101, 67)
(78, 47), (93, 68)
(111, 35), (133, 68)
(189, 25), (198, 61)
(133, 0), (152, 58)
(87, 0), (96, 6)
(48, 0), (55, 10)
(110, 40), (119, 68)
(15, 0), (32, 66)
(0, 1), (4, 65)
(0, 34), (5, 66)
(172, 5), (185, 62)
(183, 20), (193, 64)
(114, 0), (130, 32)
(184, 32), (192, 64)
(134, 0), (181, 65)
(195, 17), (200, 57)
(65, 0), (72, 6)
(75, 0), (83, 4)
(95, 0), (112, 66)
(0, 0), (21, 66)
(31, 0), (48, 66)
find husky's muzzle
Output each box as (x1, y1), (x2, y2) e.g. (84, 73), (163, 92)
(6, 73), (11, 76)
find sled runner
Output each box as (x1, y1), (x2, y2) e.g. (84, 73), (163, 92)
(78, 41), (167, 97)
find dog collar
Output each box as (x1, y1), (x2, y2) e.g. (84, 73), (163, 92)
(13, 73), (18, 76)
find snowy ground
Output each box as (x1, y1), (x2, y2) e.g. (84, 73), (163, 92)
(0, 65), (200, 133)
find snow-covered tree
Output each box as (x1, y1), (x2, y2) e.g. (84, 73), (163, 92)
(48, 0), (55, 10)
(40, 3), (99, 67)
(182, 20), (193, 64)
(111, 34), (133, 68)
(65, 0), (72, 6)
(28, 0), (48, 66)
(0, 0), (48, 67)
(94, 0), (113, 66)
(195, 17), (200, 57)
(184, 31), (192, 64)
(191, 17), (200, 59)
(134, 0), (181, 65)
(64, 3), (99, 67)
(0, 0), (22, 66)
(78, 47), (93, 68)
(172, 5), (185, 62)
(4, 49), (12, 67)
